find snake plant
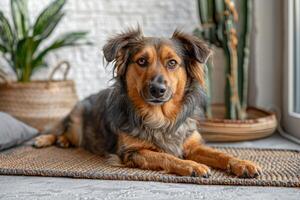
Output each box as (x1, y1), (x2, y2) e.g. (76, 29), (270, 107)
(0, 0), (89, 82)
(194, 0), (252, 120)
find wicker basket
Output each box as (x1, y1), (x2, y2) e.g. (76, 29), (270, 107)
(199, 104), (277, 142)
(0, 61), (78, 131)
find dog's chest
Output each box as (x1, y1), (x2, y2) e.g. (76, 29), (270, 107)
(132, 118), (198, 157)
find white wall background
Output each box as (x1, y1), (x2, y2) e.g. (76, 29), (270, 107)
(0, 0), (283, 111)
(0, 0), (199, 99)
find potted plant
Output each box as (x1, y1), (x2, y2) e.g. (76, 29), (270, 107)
(0, 0), (89, 130)
(194, 0), (277, 142)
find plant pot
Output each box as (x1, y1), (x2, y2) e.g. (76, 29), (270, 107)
(199, 104), (277, 142)
(0, 61), (78, 131)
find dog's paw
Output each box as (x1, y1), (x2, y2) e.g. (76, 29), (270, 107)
(33, 135), (56, 148)
(228, 159), (262, 178)
(56, 136), (70, 148)
(176, 161), (211, 178)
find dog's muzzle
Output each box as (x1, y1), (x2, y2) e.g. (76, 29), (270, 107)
(142, 75), (172, 105)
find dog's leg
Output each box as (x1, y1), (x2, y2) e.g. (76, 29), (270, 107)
(56, 135), (70, 148)
(33, 103), (83, 148)
(118, 133), (210, 177)
(33, 116), (69, 148)
(122, 149), (211, 177)
(34, 134), (57, 148)
(183, 132), (262, 178)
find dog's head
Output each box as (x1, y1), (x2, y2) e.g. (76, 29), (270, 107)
(103, 28), (210, 121)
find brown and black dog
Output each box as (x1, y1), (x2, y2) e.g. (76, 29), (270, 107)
(34, 28), (261, 178)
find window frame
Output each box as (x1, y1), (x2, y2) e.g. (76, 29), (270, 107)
(283, 0), (300, 140)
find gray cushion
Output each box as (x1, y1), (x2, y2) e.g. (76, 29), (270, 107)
(0, 112), (38, 151)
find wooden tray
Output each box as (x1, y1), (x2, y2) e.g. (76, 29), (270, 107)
(199, 105), (277, 142)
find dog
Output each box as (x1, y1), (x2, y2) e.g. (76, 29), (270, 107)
(34, 28), (261, 178)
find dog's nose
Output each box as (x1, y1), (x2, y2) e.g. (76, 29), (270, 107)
(149, 75), (166, 98)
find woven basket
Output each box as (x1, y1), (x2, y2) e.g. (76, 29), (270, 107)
(199, 104), (277, 142)
(0, 61), (78, 131)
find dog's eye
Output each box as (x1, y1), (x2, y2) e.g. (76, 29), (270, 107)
(167, 59), (177, 70)
(137, 58), (147, 67)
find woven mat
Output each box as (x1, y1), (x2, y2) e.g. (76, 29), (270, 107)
(0, 146), (299, 187)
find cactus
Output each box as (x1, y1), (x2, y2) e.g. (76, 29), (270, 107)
(194, 0), (252, 120)
(238, 0), (252, 114)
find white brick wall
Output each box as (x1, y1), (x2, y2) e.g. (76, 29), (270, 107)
(0, 0), (199, 99)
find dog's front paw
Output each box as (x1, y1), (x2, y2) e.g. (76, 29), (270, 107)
(175, 161), (211, 178)
(228, 159), (262, 178)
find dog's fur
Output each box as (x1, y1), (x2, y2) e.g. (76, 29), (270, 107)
(34, 28), (261, 178)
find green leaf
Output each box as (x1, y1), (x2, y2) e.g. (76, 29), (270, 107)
(11, 0), (29, 39)
(49, 31), (89, 47)
(14, 37), (40, 81)
(0, 43), (7, 53)
(0, 11), (15, 51)
(32, 31), (89, 71)
(33, 0), (66, 39)
(0, 0), (90, 82)
(37, 12), (65, 40)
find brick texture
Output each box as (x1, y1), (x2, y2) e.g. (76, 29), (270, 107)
(0, 0), (199, 99)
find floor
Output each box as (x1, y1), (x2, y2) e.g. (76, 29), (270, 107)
(0, 133), (299, 200)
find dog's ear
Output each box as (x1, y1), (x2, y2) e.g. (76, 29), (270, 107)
(103, 28), (143, 77)
(172, 30), (211, 86)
